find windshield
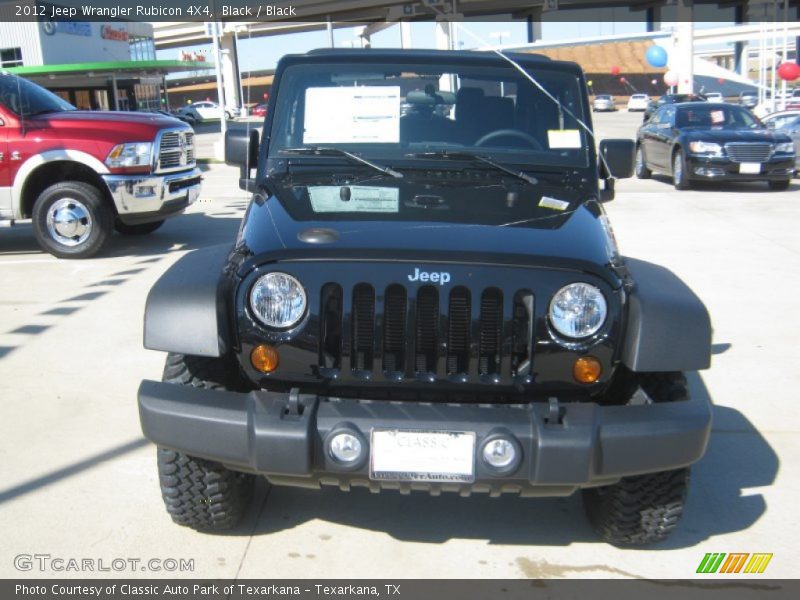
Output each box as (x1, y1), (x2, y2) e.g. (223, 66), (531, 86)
(268, 60), (590, 169)
(676, 104), (762, 129)
(0, 73), (75, 117)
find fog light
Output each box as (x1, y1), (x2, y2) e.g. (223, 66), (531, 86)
(134, 185), (156, 197)
(573, 356), (602, 384)
(329, 433), (363, 464)
(251, 344), (279, 373)
(482, 438), (517, 469)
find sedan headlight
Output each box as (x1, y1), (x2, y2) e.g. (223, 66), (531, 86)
(688, 141), (723, 156)
(775, 142), (795, 154)
(105, 142), (153, 168)
(549, 283), (607, 339)
(250, 272), (307, 329)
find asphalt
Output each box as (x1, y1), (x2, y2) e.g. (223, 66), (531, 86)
(0, 110), (797, 579)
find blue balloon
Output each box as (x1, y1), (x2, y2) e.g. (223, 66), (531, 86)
(646, 45), (668, 68)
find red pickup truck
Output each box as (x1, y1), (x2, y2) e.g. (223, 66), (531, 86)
(0, 72), (201, 258)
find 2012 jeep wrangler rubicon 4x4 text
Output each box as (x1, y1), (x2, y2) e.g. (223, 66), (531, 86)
(138, 50), (712, 546)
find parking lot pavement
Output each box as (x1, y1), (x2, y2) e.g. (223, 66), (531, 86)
(1, 124), (799, 579)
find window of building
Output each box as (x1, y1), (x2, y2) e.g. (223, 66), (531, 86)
(129, 36), (156, 62)
(1, 47), (23, 67)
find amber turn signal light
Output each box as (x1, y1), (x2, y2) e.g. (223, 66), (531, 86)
(251, 345), (279, 373)
(573, 356), (602, 384)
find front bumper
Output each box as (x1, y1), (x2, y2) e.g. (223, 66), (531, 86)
(138, 381), (712, 496)
(686, 154), (795, 181)
(102, 168), (202, 224)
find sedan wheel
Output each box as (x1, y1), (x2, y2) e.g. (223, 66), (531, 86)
(635, 146), (652, 179)
(672, 150), (691, 190)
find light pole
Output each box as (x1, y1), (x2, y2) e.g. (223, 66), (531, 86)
(490, 32), (510, 96)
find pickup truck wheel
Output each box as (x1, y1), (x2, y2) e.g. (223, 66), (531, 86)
(32, 181), (113, 259)
(583, 371), (690, 546)
(114, 220), (165, 235)
(157, 353), (255, 531)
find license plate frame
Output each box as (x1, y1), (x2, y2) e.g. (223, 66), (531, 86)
(369, 429), (476, 483)
(739, 162), (761, 174)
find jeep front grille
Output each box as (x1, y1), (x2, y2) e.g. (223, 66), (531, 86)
(157, 129), (195, 172)
(319, 283), (534, 385)
(724, 142), (772, 163)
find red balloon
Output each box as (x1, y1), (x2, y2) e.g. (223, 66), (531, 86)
(619, 77), (626, 83)
(611, 66), (621, 76)
(263, 92), (268, 99)
(777, 62), (800, 81)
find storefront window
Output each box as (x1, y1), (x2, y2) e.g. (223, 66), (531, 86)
(1, 47), (23, 67)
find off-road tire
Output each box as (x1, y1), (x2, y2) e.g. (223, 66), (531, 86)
(583, 371), (690, 546)
(31, 181), (113, 259)
(635, 145), (652, 179)
(768, 179), (791, 191)
(583, 468), (690, 547)
(156, 353), (255, 531)
(114, 219), (165, 235)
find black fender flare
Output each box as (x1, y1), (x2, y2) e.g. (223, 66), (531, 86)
(621, 258), (711, 372)
(144, 244), (233, 357)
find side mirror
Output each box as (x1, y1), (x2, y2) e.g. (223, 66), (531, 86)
(225, 128), (259, 191)
(598, 139), (635, 179)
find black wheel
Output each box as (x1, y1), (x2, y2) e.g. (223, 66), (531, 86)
(635, 145), (652, 179)
(672, 149), (691, 190)
(156, 353), (256, 531)
(31, 181), (113, 259)
(114, 219), (165, 235)
(584, 371), (691, 546)
(768, 179), (790, 191)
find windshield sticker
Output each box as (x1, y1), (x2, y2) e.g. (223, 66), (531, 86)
(547, 129), (582, 149)
(538, 196), (570, 211)
(710, 110), (725, 125)
(304, 86), (400, 144)
(308, 186), (400, 213)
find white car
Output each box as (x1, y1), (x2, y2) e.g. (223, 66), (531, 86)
(627, 94), (649, 111)
(704, 92), (724, 102)
(177, 101), (240, 122)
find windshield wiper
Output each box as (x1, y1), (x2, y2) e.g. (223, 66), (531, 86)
(409, 151), (538, 185)
(281, 146), (403, 179)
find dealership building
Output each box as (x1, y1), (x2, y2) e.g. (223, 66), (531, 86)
(0, 11), (209, 111)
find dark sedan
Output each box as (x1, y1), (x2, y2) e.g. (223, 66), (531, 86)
(635, 102), (795, 190)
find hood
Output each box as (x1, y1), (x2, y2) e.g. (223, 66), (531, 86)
(237, 173), (618, 279)
(682, 127), (791, 144)
(33, 110), (179, 126)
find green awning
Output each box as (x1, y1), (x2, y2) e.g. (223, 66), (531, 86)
(7, 59), (213, 76)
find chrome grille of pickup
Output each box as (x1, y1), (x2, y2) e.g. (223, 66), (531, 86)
(724, 142), (772, 163)
(319, 283), (534, 385)
(157, 129), (195, 172)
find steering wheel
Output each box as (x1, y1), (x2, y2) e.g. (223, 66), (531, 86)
(475, 129), (543, 150)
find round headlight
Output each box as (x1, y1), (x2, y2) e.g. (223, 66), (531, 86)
(249, 272), (307, 329)
(549, 283), (607, 339)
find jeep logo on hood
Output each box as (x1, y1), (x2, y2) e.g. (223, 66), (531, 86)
(408, 268), (451, 285)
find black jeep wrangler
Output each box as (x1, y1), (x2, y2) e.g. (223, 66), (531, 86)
(138, 49), (712, 546)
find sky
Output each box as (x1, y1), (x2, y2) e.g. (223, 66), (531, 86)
(157, 7), (741, 76)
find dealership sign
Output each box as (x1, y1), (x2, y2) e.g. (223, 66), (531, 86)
(41, 20), (91, 36)
(101, 25), (129, 42)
